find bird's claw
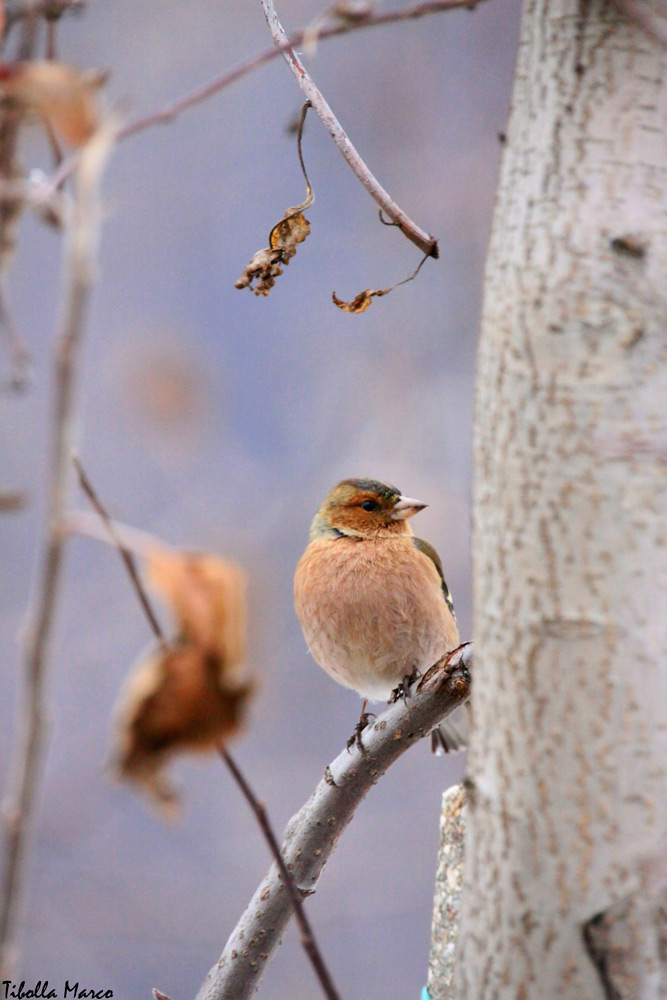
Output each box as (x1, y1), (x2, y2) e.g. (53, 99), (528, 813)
(346, 711), (375, 753)
(390, 667), (421, 704)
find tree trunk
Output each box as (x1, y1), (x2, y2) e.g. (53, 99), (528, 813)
(454, 1), (667, 997)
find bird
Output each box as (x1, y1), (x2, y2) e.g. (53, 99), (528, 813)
(294, 478), (466, 752)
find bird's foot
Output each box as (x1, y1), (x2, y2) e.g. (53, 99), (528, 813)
(390, 667), (421, 704)
(346, 711), (376, 753)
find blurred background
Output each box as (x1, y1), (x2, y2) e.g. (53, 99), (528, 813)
(0, 1), (521, 997)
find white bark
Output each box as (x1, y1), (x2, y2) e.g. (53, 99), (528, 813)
(456, 1), (667, 997)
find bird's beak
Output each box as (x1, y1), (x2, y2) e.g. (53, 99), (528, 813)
(391, 495), (428, 520)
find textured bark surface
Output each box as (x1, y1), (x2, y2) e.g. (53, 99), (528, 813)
(457, 1), (667, 997)
(427, 785), (466, 1000)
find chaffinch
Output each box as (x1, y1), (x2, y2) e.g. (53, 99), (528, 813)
(294, 478), (466, 752)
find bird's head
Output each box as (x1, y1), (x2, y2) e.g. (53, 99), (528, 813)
(310, 478), (428, 540)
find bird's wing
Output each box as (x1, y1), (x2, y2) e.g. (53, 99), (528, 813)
(411, 536), (457, 622)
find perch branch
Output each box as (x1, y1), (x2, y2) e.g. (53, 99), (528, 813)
(47, 0), (483, 195)
(219, 747), (342, 1000)
(0, 120), (115, 978)
(195, 645), (472, 1000)
(260, 0), (438, 257)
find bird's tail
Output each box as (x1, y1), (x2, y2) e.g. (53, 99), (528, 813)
(430, 703), (470, 755)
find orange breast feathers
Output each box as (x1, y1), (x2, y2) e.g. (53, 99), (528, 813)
(294, 534), (459, 701)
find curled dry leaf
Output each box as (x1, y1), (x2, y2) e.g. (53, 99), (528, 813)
(331, 287), (390, 314)
(0, 60), (106, 147)
(332, 250), (430, 314)
(236, 103), (313, 296)
(114, 549), (253, 814)
(235, 210), (311, 296)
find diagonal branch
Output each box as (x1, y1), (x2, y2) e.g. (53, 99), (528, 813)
(219, 747), (342, 1000)
(48, 0), (484, 196)
(260, 0), (439, 257)
(195, 645), (472, 1000)
(0, 119), (115, 978)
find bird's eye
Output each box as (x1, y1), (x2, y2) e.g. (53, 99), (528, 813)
(361, 499), (377, 512)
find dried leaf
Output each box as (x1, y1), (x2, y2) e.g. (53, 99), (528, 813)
(147, 549), (246, 670)
(270, 210), (311, 261)
(235, 213), (311, 297)
(0, 60), (105, 147)
(332, 287), (390, 313)
(332, 251), (430, 314)
(236, 103), (313, 296)
(114, 548), (252, 814)
(115, 642), (253, 816)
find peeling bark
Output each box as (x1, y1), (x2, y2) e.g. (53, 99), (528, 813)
(454, 0), (667, 997)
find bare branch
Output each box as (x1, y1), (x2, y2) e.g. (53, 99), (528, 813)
(48, 0), (483, 194)
(0, 119), (115, 978)
(64, 508), (165, 558)
(221, 745), (343, 1000)
(260, 0), (439, 257)
(0, 274), (30, 391)
(72, 456), (167, 648)
(195, 646), (472, 1000)
(219, 747), (342, 1000)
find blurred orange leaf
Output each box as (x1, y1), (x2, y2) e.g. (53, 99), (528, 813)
(0, 60), (106, 147)
(115, 642), (253, 816)
(146, 548), (247, 673)
(114, 549), (253, 814)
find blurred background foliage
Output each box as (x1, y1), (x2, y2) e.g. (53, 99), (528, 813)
(0, 1), (521, 997)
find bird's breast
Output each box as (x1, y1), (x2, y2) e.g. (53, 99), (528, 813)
(294, 536), (458, 700)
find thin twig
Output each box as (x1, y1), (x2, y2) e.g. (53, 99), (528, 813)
(44, 16), (57, 59)
(47, 0), (484, 195)
(0, 119), (115, 978)
(0, 274), (31, 391)
(219, 746), (342, 1000)
(72, 456), (166, 648)
(196, 646), (472, 1000)
(64, 507), (166, 557)
(261, 0), (439, 257)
